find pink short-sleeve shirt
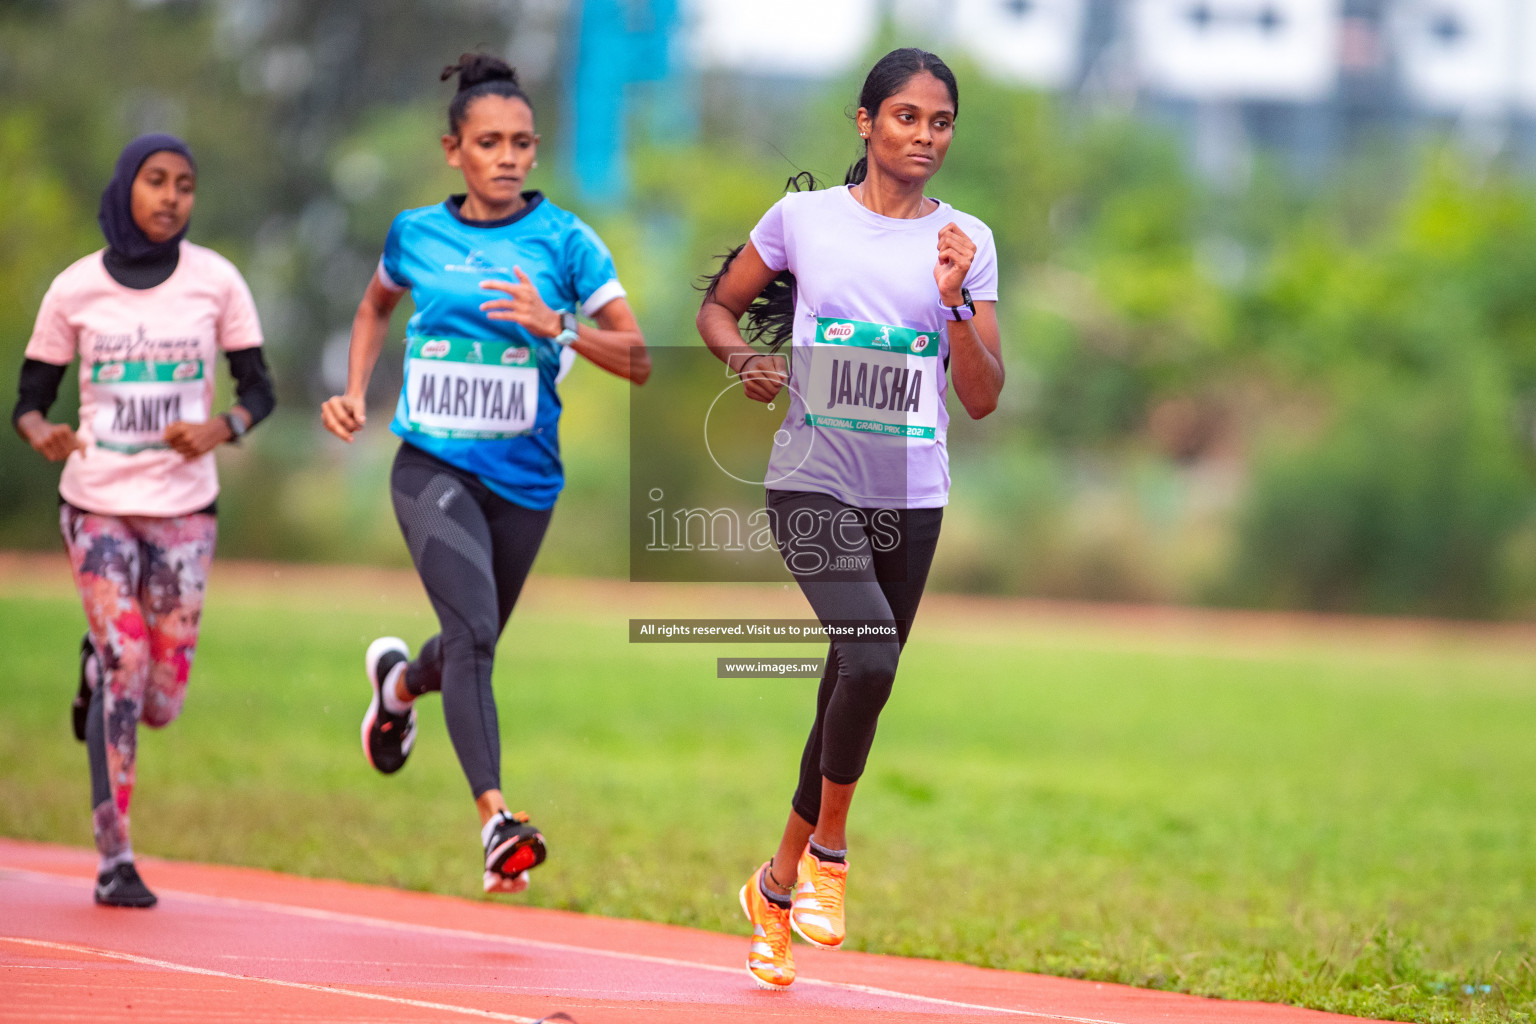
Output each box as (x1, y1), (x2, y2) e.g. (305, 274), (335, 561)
(24, 241), (265, 517)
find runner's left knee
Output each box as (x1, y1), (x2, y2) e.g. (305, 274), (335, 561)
(835, 639), (899, 706)
(140, 687), (186, 728)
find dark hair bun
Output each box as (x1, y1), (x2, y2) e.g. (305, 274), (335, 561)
(441, 52), (518, 92)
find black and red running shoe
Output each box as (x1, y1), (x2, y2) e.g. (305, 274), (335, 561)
(483, 810), (546, 894)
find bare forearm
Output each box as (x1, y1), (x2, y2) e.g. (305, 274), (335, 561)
(571, 325), (650, 384)
(947, 320), (1004, 419)
(697, 299), (761, 372)
(345, 302), (392, 400)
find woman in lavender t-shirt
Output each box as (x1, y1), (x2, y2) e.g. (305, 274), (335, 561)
(697, 48), (1005, 990)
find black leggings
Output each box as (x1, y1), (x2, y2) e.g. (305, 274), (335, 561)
(390, 442), (552, 799)
(766, 489), (943, 826)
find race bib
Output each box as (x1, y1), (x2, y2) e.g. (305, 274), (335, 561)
(404, 336), (539, 439)
(91, 359), (206, 454)
(804, 317), (941, 439)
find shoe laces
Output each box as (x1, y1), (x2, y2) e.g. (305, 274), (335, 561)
(756, 892), (792, 959)
(488, 810), (533, 844)
(809, 858), (845, 915)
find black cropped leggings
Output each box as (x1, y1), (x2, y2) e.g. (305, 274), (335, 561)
(390, 442), (552, 799)
(766, 489), (943, 826)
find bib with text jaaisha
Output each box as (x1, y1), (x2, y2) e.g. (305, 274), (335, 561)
(403, 336), (539, 440)
(91, 359), (206, 453)
(804, 317), (940, 440)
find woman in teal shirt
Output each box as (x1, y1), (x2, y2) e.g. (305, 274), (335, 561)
(321, 52), (649, 894)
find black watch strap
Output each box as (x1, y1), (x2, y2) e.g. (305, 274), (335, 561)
(946, 287), (975, 322)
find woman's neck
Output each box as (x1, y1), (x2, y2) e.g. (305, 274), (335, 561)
(459, 191), (527, 222)
(851, 167), (933, 220)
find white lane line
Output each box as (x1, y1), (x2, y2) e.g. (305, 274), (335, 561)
(168, 889), (1113, 1021)
(3, 965), (86, 970)
(0, 936), (545, 1023)
(2, 867), (1122, 1023)
(215, 955), (503, 969)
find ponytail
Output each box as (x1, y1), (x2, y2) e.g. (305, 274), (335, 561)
(700, 172), (820, 354)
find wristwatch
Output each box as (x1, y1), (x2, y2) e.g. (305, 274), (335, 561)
(553, 310), (579, 347)
(221, 411), (247, 444)
(941, 287), (975, 322)
(933, 288), (970, 320)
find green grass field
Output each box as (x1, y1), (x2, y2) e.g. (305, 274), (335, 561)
(2, 562), (1533, 1023)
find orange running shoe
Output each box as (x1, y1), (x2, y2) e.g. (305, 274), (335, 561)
(790, 846), (847, 949)
(739, 863), (795, 990)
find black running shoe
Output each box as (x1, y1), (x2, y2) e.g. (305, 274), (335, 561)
(94, 862), (157, 908)
(72, 633), (98, 743)
(361, 637), (415, 774)
(483, 810), (546, 893)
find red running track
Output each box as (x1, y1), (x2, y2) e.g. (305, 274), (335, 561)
(0, 838), (1390, 1024)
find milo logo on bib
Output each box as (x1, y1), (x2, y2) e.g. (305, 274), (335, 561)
(816, 319), (935, 356)
(90, 359), (206, 453)
(805, 316), (940, 440)
(404, 335), (539, 440)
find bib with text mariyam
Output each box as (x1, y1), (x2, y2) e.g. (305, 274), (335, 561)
(91, 359), (207, 454)
(805, 317), (941, 440)
(404, 336), (539, 440)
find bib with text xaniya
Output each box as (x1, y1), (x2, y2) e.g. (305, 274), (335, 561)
(404, 336), (539, 439)
(91, 359), (206, 453)
(804, 316), (941, 439)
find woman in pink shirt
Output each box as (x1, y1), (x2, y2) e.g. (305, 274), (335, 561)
(11, 133), (275, 908)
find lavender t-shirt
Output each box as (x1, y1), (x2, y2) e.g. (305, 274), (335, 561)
(749, 186), (998, 509)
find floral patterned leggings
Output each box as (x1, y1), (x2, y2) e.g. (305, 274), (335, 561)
(61, 503), (217, 861)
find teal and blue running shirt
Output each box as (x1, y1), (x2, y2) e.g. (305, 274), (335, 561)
(377, 192), (626, 510)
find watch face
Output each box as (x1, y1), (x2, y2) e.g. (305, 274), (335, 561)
(561, 311), (578, 334)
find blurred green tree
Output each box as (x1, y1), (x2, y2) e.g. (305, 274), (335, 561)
(3, 2), (1533, 616)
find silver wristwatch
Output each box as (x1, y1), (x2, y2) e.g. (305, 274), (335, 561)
(553, 310), (579, 347)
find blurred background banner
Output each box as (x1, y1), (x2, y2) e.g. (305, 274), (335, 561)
(1133, 0), (1340, 102)
(1394, 0), (1536, 115)
(3, 0), (1534, 618)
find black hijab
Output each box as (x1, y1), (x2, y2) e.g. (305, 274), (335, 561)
(98, 133), (196, 273)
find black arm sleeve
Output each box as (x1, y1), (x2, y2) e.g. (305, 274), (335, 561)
(12, 358), (68, 428)
(226, 347), (276, 429)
